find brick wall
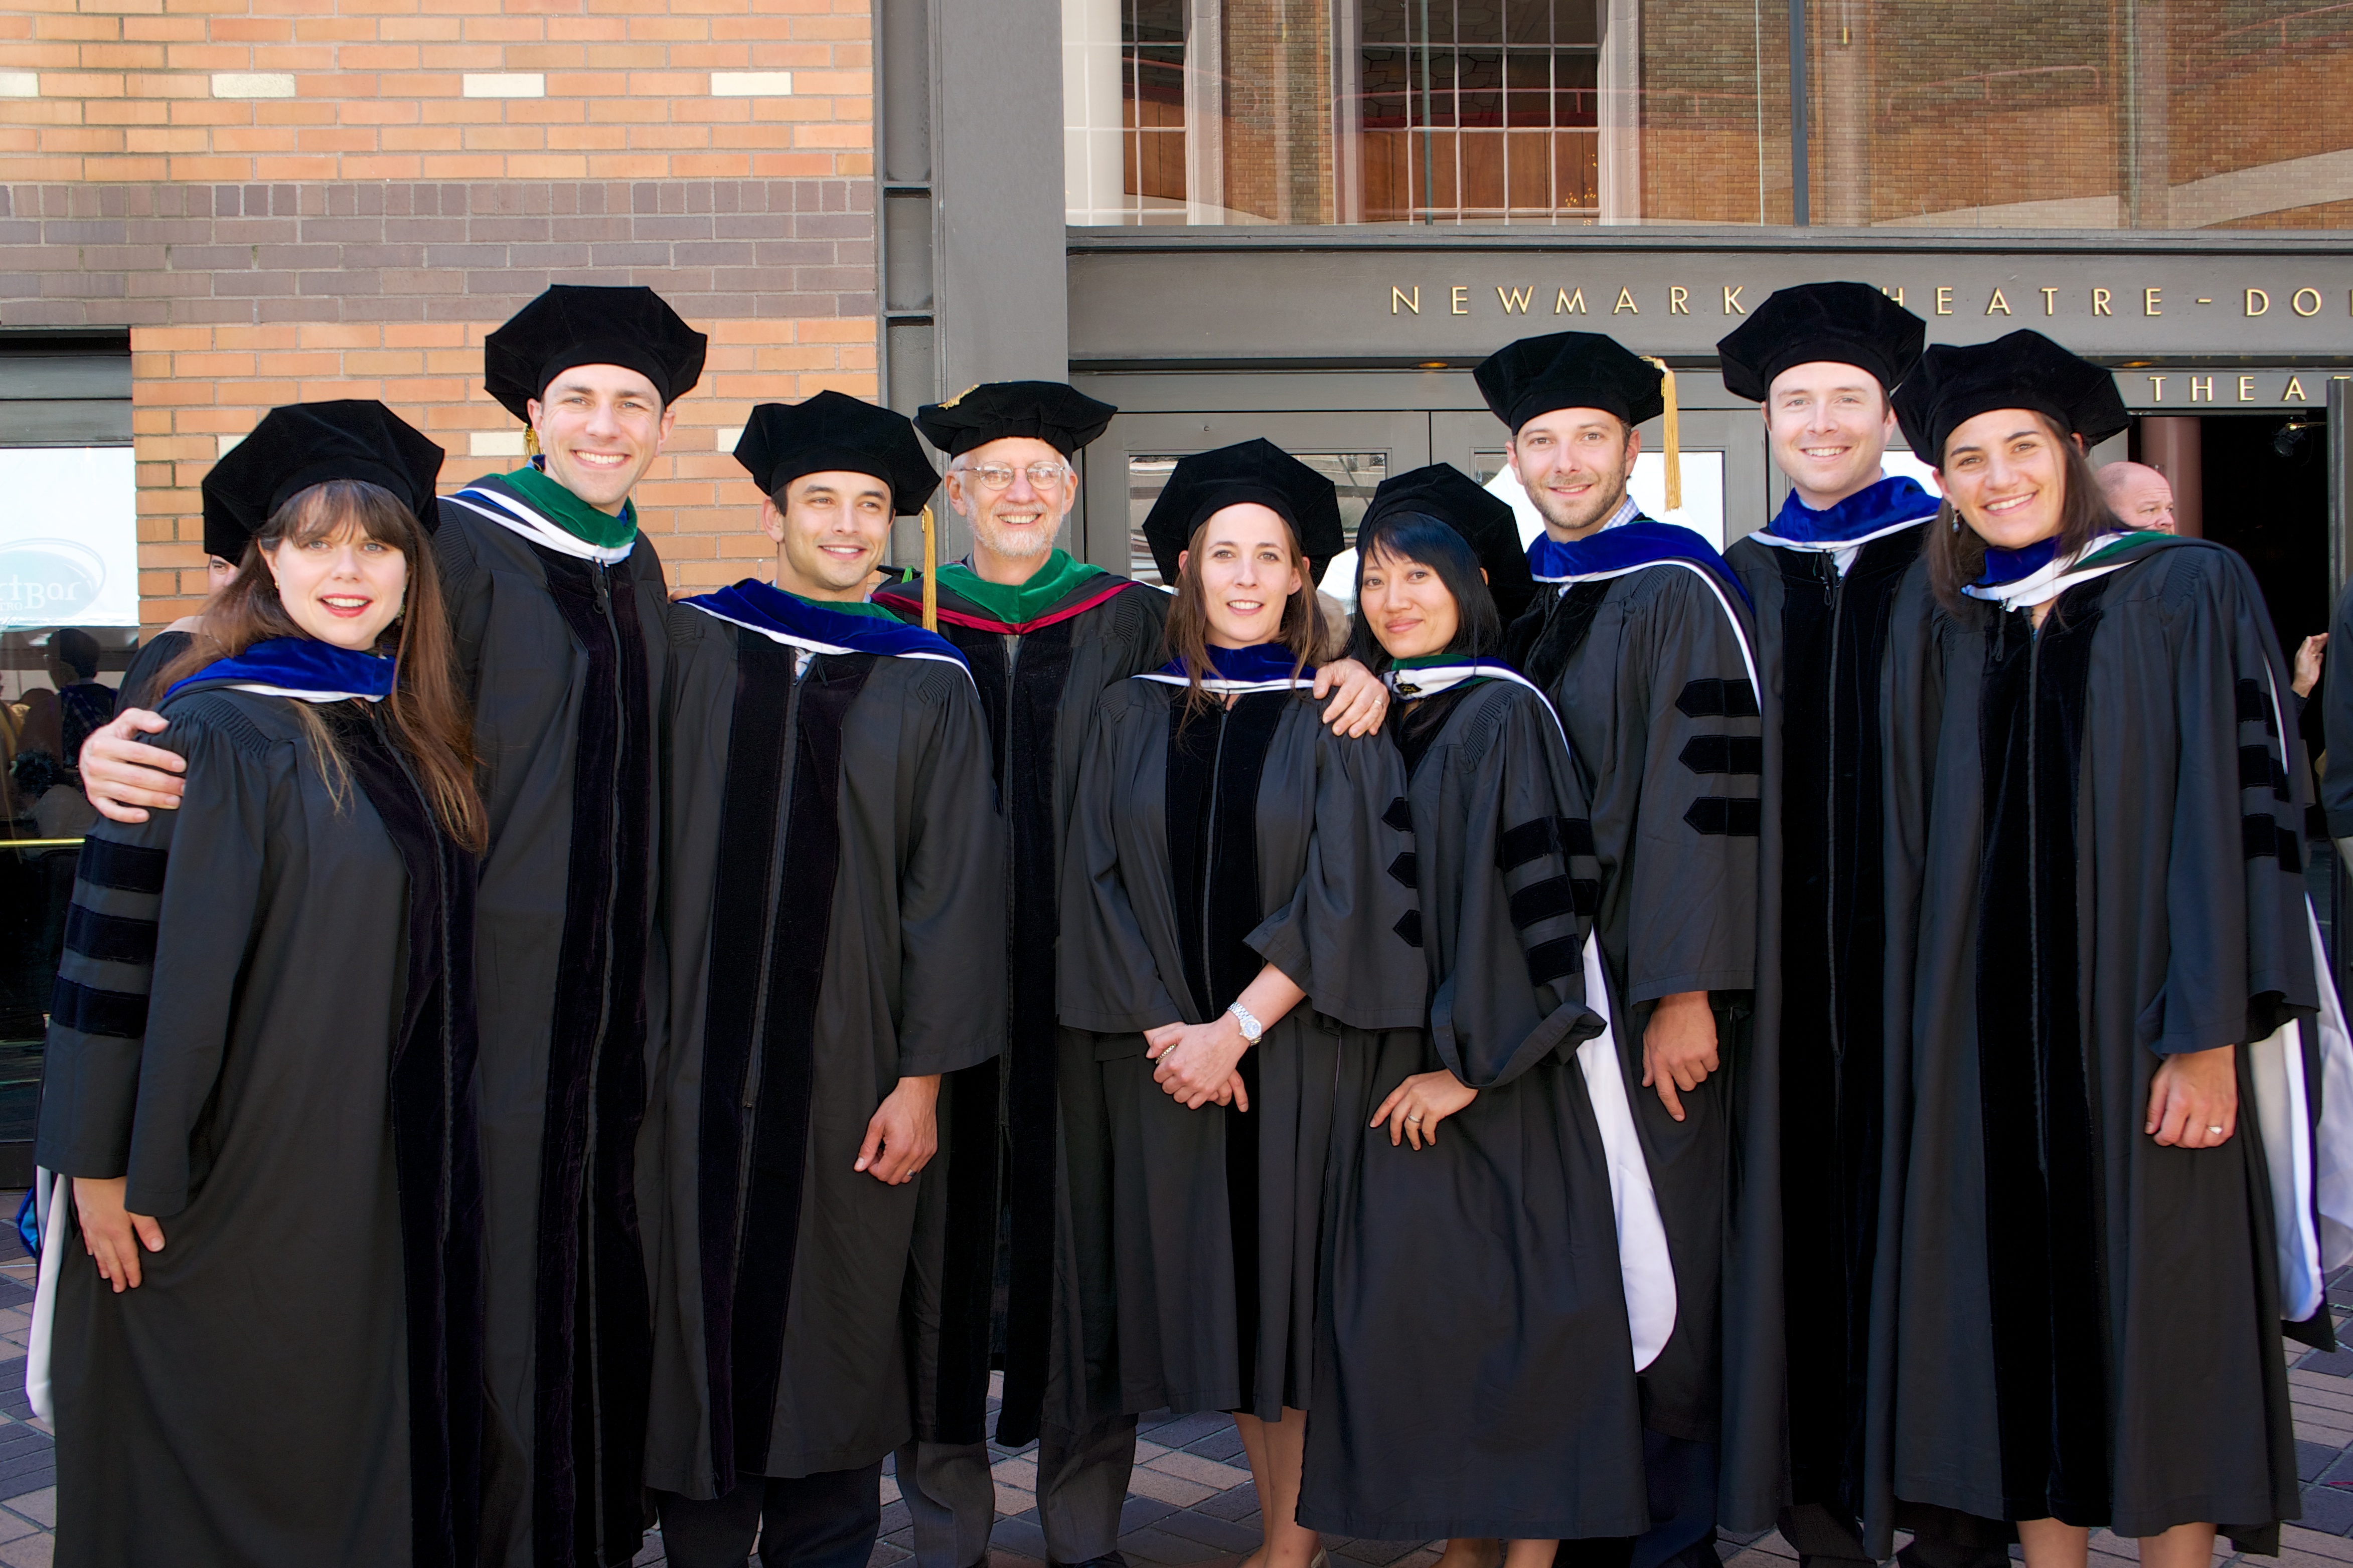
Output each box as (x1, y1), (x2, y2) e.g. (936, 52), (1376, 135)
(0, 0), (877, 630)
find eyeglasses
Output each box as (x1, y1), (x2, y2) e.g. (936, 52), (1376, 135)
(959, 461), (1070, 492)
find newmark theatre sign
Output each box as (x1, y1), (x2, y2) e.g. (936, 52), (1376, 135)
(1066, 236), (2353, 406)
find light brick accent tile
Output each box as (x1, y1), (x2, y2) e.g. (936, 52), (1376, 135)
(0, 0), (871, 183)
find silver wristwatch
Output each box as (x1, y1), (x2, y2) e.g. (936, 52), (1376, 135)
(1226, 1001), (1265, 1045)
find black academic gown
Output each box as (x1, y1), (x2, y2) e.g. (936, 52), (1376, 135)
(872, 571), (1170, 1449)
(1059, 677), (1425, 1421)
(1298, 676), (1649, 1542)
(1724, 523), (1923, 1530)
(2321, 574), (2353, 843)
(37, 688), (483, 1568)
(434, 475), (668, 1567)
(1504, 541), (1779, 1499)
(114, 628), (192, 713)
(1868, 538), (2318, 1549)
(643, 602), (1006, 1497)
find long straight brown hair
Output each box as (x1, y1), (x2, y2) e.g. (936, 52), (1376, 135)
(1159, 507), (1327, 719)
(156, 478), (487, 851)
(1924, 411), (2120, 613)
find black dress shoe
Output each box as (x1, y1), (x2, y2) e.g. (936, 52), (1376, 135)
(1050, 1555), (1132, 1568)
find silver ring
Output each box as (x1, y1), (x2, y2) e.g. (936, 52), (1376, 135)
(1406, 1113), (1423, 1122)
(2207, 1125), (2224, 1135)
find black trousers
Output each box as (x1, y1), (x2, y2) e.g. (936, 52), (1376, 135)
(655, 1463), (883, 1568)
(1779, 1499), (2016, 1568)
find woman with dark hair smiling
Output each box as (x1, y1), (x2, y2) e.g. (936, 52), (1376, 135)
(33, 401), (488, 1568)
(1299, 465), (1668, 1568)
(1869, 331), (2344, 1568)
(1059, 440), (1424, 1568)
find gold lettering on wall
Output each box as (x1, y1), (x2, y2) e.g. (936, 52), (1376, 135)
(1723, 286), (1745, 314)
(2191, 376), (2215, 401)
(1556, 287), (1587, 314)
(2147, 376), (2167, 401)
(1451, 285), (1470, 315)
(1670, 285), (1691, 314)
(2287, 377), (2310, 401)
(2247, 288), (2270, 316)
(1936, 285), (1954, 315)
(2144, 287), (2162, 316)
(1986, 288), (2012, 316)
(1883, 285), (1905, 305)
(1392, 285), (1421, 315)
(2294, 287), (2323, 317)
(1613, 287), (1639, 314)
(2041, 287), (2058, 315)
(1499, 284), (1534, 313)
(2239, 375), (2257, 401)
(2093, 287), (2114, 316)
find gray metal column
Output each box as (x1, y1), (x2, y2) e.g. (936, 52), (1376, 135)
(934, 0), (1070, 388)
(874, 0), (1071, 564)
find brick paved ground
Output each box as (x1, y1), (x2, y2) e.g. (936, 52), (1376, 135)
(0, 1208), (2349, 1568)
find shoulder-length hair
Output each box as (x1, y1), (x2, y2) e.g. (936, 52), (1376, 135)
(1159, 505), (1327, 720)
(157, 478), (486, 852)
(1925, 411), (2120, 613)
(1343, 509), (1503, 674)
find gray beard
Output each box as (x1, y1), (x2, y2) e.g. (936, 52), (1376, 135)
(973, 519), (1055, 560)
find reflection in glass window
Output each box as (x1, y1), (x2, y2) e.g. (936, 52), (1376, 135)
(1066, 0), (1788, 226)
(1804, 0), (2353, 229)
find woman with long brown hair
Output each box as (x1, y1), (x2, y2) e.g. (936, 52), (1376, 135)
(1059, 440), (1424, 1568)
(1868, 331), (2339, 1568)
(32, 399), (489, 1568)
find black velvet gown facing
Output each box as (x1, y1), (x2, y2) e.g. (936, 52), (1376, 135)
(1059, 676), (1424, 1421)
(434, 477), (669, 1568)
(37, 687), (483, 1568)
(642, 604), (1006, 1497)
(873, 571), (1169, 1450)
(1503, 547), (1785, 1532)
(1298, 676), (1650, 1542)
(1870, 538), (2318, 1548)
(1725, 522), (1924, 1528)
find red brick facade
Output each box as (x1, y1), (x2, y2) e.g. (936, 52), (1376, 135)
(0, 0), (878, 627)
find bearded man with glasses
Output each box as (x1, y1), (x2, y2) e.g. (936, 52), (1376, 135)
(874, 382), (1388, 1568)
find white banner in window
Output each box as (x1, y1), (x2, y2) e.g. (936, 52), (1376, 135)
(0, 446), (140, 628)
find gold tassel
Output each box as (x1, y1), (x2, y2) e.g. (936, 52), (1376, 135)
(523, 423), (539, 457)
(1644, 356), (1682, 514)
(920, 504), (938, 632)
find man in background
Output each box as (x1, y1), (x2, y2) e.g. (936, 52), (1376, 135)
(2097, 460), (2177, 533)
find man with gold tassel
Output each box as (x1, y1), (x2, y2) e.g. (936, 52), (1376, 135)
(869, 381), (1392, 1568)
(640, 390), (1009, 1567)
(1485, 331), (1780, 1568)
(77, 283), (707, 1566)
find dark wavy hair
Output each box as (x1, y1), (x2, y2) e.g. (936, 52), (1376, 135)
(1925, 411), (2119, 613)
(1344, 510), (1502, 673)
(156, 478), (486, 851)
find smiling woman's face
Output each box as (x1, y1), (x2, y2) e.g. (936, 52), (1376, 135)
(1180, 503), (1304, 649)
(1938, 408), (2069, 551)
(263, 518), (408, 651)
(1358, 545), (1461, 662)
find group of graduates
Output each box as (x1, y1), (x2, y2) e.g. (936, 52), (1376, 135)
(25, 275), (2352, 1568)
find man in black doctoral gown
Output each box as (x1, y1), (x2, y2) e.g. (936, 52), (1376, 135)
(1715, 286), (2009, 1568)
(642, 392), (1005, 1568)
(867, 383), (1391, 1568)
(79, 284), (707, 1568)
(1485, 331), (1776, 1568)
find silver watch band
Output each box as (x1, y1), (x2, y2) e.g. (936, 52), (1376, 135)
(1226, 1001), (1264, 1044)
